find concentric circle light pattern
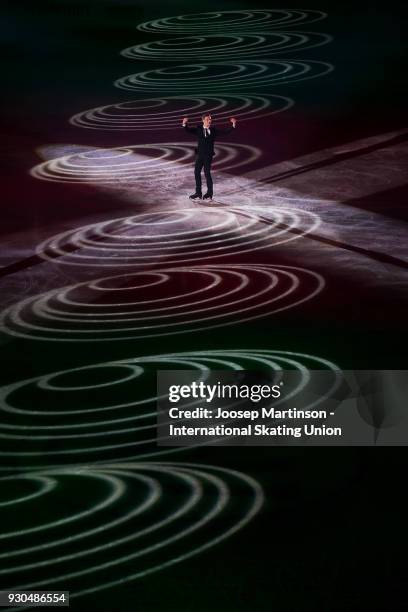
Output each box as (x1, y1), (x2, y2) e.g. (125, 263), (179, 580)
(0, 263), (325, 342)
(0, 350), (340, 469)
(30, 142), (260, 184)
(121, 32), (332, 62)
(115, 61), (334, 93)
(34, 208), (321, 267)
(0, 463), (263, 600)
(69, 94), (293, 131)
(136, 10), (327, 34)
(1, 7), (336, 603)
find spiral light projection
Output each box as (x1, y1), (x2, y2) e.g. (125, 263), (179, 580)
(0, 463), (263, 601)
(30, 142), (260, 185)
(0, 349), (340, 469)
(115, 61), (334, 93)
(0, 263), (324, 343)
(33, 208), (321, 267)
(121, 32), (332, 62)
(69, 94), (293, 131)
(136, 10), (328, 34)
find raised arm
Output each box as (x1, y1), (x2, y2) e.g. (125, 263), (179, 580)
(215, 117), (237, 135)
(181, 117), (197, 135)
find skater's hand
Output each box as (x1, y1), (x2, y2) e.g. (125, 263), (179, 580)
(230, 117), (237, 127)
(182, 117), (188, 126)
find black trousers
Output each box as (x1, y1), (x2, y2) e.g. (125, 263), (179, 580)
(194, 154), (213, 196)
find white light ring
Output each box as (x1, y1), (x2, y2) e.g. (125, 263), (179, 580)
(34, 208), (321, 266)
(1, 265), (324, 341)
(136, 10), (328, 33)
(121, 32), (332, 61)
(70, 95), (293, 131)
(0, 351), (340, 468)
(27, 269), (280, 324)
(0, 463), (261, 599)
(0, 469), (189, 566)
(114, 61), (333, 93)
(30, 143), (260, 184)
(0, 358), (210, 417)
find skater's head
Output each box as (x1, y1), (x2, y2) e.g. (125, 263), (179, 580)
(202, 114), (212, 128)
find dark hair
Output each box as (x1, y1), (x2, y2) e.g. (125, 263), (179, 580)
(201, 114), (212, 120)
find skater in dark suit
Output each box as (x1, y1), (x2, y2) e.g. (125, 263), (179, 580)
(182, 114), (237, 201)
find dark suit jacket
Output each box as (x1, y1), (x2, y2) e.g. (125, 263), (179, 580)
(183, 124), (236, 157)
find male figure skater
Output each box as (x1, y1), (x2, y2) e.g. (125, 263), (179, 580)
(182, 114), (237, 201)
